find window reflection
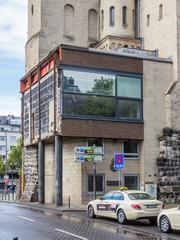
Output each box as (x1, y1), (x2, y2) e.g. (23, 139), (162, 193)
(64, 94), (115, 118)
(63, 70), (116, 96)
(118, 99), (142, 119)
(117, 76), (141, 99)
(62, 68), (143, 121)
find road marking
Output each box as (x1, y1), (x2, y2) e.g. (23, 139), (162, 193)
(18, 216), (35, 222)
(55, 228), (88, 240)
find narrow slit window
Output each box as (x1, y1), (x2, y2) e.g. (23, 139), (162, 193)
(147, 14), (150, 27)
(31, 5), (34, 15)
(101, 10), (104, 29)
(159, 4), (163, 21)
(110, 6), (115, 26)
(122, 6), (127, 27)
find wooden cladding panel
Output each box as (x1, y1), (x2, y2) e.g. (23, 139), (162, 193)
(61, 119), (144, 140)
(61, 48), (143, 74)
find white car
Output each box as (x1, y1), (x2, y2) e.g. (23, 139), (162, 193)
(158, 207), (180, 233)
(87, 190), (163, 224)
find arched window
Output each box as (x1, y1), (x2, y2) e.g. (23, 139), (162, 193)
(88, 9), (98, 40)
(110, 6), (115, 26)
(64, 4), (74, 35)
(101, 10), (104, 30)
(122, 6), (127, 27)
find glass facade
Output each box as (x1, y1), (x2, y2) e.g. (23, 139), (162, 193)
(117, 76), (141, 98)
(62, 67), (143, 121)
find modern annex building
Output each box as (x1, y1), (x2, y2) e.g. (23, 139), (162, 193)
(21, 0), (180, 205)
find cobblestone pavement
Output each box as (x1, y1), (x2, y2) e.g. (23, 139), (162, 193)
(0, 202), (179, 240)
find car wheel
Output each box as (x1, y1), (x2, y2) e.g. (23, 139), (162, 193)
(87, 205), (96, 218)
(149, 217), (157, 226)
(117, 210), (127, 224)
(159, 216), (171, 233)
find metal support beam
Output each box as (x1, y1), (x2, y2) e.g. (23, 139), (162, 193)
(38, 141), (45, 204)
(135, 0), (140, 38)
(55, 135), (63, 206)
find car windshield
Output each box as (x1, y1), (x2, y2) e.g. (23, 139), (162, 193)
(128, 192), (155, 200)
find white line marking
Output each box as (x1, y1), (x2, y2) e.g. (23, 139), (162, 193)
(55, 228), (88, 240)
(18, 216), (35, 222)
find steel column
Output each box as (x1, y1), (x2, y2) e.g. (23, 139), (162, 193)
(38, 141), (45, 204)
(55, 135), (63, 206)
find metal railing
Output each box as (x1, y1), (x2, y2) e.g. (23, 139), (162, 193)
(0, 190), (16, 201)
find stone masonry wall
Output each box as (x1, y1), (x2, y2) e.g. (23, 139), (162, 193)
(21, 146), (38, 202)
(158, 130), (180, 203)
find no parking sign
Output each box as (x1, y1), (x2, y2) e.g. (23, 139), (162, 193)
(114, 154), (124, 170)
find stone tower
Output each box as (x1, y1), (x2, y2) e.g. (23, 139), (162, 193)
(96, 0), (142, 50)
(26, 0), (99, 72)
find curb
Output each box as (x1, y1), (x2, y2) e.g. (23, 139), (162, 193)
(0, 200), (86, 213)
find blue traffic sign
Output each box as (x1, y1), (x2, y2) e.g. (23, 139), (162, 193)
(114, 154), (124, 170)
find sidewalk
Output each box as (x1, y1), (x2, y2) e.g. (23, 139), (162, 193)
(0, 200), (87, 212)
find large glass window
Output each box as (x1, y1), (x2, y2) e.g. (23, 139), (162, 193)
(118, 99), (142, 120)
(64, 94), (115, 118)
(117, 76), (141, 98)
(62, 67), (143, 121)
(63, 69), (115, 96)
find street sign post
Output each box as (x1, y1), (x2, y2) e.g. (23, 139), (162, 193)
(74, 146), (103, 200)
(74, 146), (103, 155)
(114, 154), (124, 188)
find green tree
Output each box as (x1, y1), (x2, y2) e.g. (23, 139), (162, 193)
(0, 156), (5, 177)
(7, 138), (22, 174)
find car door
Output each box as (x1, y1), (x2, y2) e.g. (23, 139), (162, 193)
(105, 192), (125, 218)
(173, 208), (180, 229)
(96, 192), (114, 217)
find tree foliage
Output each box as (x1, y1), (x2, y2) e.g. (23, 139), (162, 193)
(0, 156), (5, 177)
(7, 138), (22, 172)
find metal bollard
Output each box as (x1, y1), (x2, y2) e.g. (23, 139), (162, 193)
(68, 195), (71, 209)
(13, 237), (18, 240)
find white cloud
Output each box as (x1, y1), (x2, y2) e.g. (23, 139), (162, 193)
(0, 0), (27, 60)
(0, 96), (21, 116)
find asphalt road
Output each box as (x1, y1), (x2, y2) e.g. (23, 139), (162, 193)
(0, 202), (179, 240)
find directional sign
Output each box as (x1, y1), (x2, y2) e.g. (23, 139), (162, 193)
(75, 154), (103, 163)
(74, 146), (103, 155)
(114, 154), (124, 170)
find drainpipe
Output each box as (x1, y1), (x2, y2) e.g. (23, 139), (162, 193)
(135, 0), (140, 38)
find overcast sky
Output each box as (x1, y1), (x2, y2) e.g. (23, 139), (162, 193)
(0, 0), (27, 116)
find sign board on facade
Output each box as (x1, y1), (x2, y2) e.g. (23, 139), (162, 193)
(114, 154), (124, 170)
(74, 146), (103, 155)
(75, 154), (103, 163)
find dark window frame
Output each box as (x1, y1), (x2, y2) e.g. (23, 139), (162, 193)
(61, 65), (143, 122)
(123, 141), (139, 159)
(87, 174), (105, 194)
(123, 174), (140, 190)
